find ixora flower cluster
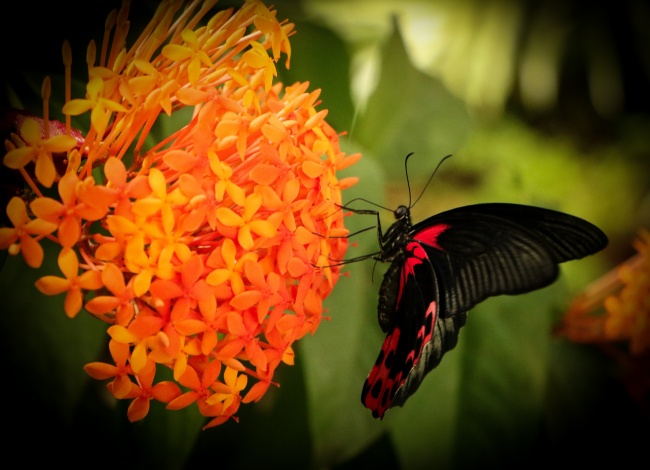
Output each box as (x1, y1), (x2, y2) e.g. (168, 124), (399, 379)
(558, 228), (650, 355)
(0, 0), (358, 428)
(557, 228), (650, 408)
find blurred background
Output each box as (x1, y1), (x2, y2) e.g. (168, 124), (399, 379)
(1, 0), (648, 468)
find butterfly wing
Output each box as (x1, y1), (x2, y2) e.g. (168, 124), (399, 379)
(362, 203), (607, 418)
(362, 240), (467, 418)
(413, 203), (608, 318)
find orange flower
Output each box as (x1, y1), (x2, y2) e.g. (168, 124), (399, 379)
(557, 228), (650, 410)
(1, 0), (359, 426)
(0, 197), (57, 268)
(84, 262), (137, 325)
(3, 117), (78, 187)
(558, 229), (650, 354)
(84, 339), (134, 398)
(603, 229), (650, 354)
(35, 248), (103, 318)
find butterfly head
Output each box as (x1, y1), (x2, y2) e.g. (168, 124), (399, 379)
(392, 204), (414, 236)
(394, 205), (410, 222)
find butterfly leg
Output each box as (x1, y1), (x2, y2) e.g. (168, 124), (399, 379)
(336, 203), (389, 253)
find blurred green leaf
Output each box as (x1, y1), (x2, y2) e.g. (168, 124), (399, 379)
(366, 283), (557, 469)
(299, 152), (388, 467)
(301, 262), (385, 468)
(386, 339), (464, 470)
(449, 289), (555, 469)
(354, 30), (473, 176)
(275, 3), (355, 132)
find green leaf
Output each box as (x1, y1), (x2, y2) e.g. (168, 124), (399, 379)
(275, 2), (355, 132)
(300, 153), (388, 468)
(387, 342), (464, 469)
(301, 263), (385, 468)
(352, 30), (473, 176)
(450, 289), (554, 468)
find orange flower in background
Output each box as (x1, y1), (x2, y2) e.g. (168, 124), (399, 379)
(602, 230), (650, 355)
(557, 229), (650, 354)
(557, 228), (650, 410)
(1, 0), (359, 428)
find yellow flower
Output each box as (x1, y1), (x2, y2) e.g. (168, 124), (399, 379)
(207, 366), (248, 409)
(216, 192), (277, 250)
(35, 248), (103, 318)
(3, 117), (78, 188)
(62, 76), (128, 137)
(0, 197), (58, 267)
(1, 0), (359, 426)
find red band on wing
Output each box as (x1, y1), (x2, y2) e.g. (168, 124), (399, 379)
(397, 242), (425, 304)
(362, 300), (438, 418)
(362, 329), (403, 418)
(413, 223), (449, 248)
(362, 241), (440, 418)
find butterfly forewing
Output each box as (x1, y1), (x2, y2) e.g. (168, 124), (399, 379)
(361, 202), (608, 418)
(415, 203), (609, 317)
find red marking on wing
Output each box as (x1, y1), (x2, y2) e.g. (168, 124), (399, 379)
(421, 300), (437, 348)
(397, 242), (426, 305)
(361, 329), (402, 418)
(362, 300), (438, 418)
(398, 300), (437, 385)
(413, 223), (449, 249)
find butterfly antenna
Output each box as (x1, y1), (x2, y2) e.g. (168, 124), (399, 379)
(404, 152), (415, 208)
(409, 154), (453, 209)
(341, 197), (393, 213)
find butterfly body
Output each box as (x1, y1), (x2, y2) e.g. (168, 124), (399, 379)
(360, 202), (608, 419)
(374, 205), (413, 330)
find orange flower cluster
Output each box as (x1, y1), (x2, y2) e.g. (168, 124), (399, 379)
(557, 229), (650, 355)
(602, 229), (650, 354)
(0, 0), (358, 428)
(557, 229), (650, 410)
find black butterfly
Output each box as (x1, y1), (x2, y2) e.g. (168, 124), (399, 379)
(346, 155), (608, 419)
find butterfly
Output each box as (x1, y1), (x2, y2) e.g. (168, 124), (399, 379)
(345, 155), (608, 419)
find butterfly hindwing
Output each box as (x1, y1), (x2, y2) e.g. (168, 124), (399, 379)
(362, 239), (467, 418)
